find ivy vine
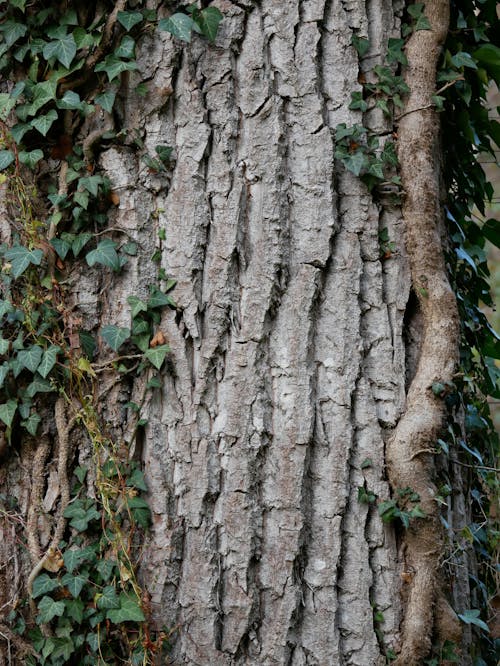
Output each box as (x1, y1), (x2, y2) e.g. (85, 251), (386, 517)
(0, 1), (222, 664)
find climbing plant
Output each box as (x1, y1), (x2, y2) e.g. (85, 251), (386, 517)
(0, 1), (222, 664)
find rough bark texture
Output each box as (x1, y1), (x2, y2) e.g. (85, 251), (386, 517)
(0, 1), (469, 664)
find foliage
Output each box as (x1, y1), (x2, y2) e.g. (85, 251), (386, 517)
(0, 0), (222, 662)
(440, 1), (500, 662)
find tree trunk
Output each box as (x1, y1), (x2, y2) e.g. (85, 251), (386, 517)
(0, 1), (472, 664)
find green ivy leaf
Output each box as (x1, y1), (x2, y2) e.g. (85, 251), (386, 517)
(144, 344), (170, 370)
(126, 468), (148, 492)
(72, 233), (93, 257)
(32, 573), (60, 599)
(94, 56), (139, 82)
(196, 7), (223, 42)
(474, 44), (500, 84)
(106, 593), (145, 623)
(17, 345), (43, 373)
(0, 94), (17, 121)
(0, 400), (17, 428)
(100, 325), (131, 352)
(50, 237), (71, 260)
(64, 598), (84, 624)
(94, 89), (116, 114)
(31, 109), (58, 136)
(4, 245), (43, 278)
(127, 295), (148, 319)
(159, 13), (195, 42)
(21, 412), (41, 436)
(38, 345), (60, 378)
(96, 585), (120, 610)
(0, 150), (15, 171)
(451, 51), (478, 70)
(57, 90), (84, 110)
(0, 336), (9, 355)
(26, 374), (54, 398)
(29, 80), (58, 115)
(86, 239), (120, 271)
(19, 149), (44, 169)
(43, 29), (77, 69)
(61, 572), (86, 598)
(78, 175), (104, 197)
(117, 11), (144, 31)
(115, 35), (136, 60)
(457, 609), (489, 633)
(0, 20), (28, 48)
(148, 286), (174, 309)
(37, 596), (65, 623)
(95, 558), (116, 583)
(351, 34), (369, 57)
(9, 0), (27, 11)
(341, 151), (367, 177)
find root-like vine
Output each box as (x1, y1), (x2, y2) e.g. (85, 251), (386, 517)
(388, 2), (462, 663)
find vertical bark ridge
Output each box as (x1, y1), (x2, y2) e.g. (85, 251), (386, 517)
(103, 1), (409, 663)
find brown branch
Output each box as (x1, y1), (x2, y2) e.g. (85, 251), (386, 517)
(388, 3), (462, 664)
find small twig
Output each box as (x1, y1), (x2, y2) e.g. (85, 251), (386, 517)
(450, 459), (500, 473)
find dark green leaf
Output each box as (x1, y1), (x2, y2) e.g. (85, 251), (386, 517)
(117, 11), (144, 31)
(115, 35), (135, 59)
(86, 239), (120, 271)
(21, 413), (41, 436)
(106, 593), (145, 623)
(159, 13), (195, 42)
(38, 345), (60, 378)
(19, 149), (44, 169)
(94, 89), (116, 114)
(17, 345), (43, 373)
(4, 245), (43, 278)
(31, 109), (58, 136)
(57, 90), (84, 110)
(43, 31), (77, 69)
(196, 7), (223, 42)
(29, 80), (58, 115)
(32, 573), (59, 599)
(64, 598), (84, 623)
(126, 468), (148, 492)
(352, 34), (369, 57)
(94, 56), (139, 82)
(0, 21), (27, 48)
(474, 44), (500, 83)
(96, 585), (120, 610)
(0, 400), (17, 427)
(148, 286), (173, 309)
(61, 572), (86, 598)
(100, 325), (130, 352)
(457, 609), (489, 632)
(128, 295), (148, 319)
(26, 374), (55, 398)
(37, 596), (65, 623)
(50, 237), (71, 260)
(144, 344), (170, 370)
(0, 150), (14, 171)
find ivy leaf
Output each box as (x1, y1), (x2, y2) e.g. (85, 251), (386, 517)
(342, 151), (367, 177)
(64, 598), (84, 624)
(144, 344), (170, 370)
(0, 400), (17, 428)
(0, 94), (17, 121)
(37, 596), (65, 623)
(351, 34), (370, 57)
(106, 593), (145, 623)
(474, 44), (500, 84)
(451, 51), (477, 70)
(159, 13), (195, 42)
(482, 219), (500, 249)
(9, 0), (27, 11)
(86, 239), (120, 271)
(78, 175), (103, 197)
(43, 30), (77, 69)
(0, 363), (9, 388)
(50, 237), (71, 260)
(148, 286), (173, 309)
(0, 150), (14, 171)
(31, 109), (58, 136)
(0, 20), (28, 48)
(21, 413), (41, 436)
(127, 295), (148, 319)
(115, 35), (136, 60)
(94, 56), (138, 82)
(117, 11), (144, 31)
(126, 468), (148, 492)
(29, 80), (58, 115)
(57, 90), (84, 110)
(196, 7), (223, 42)
(19, 149), (44, 169)
(0, 337), (9, 355)
(95, 558), (116, 583)
(26, 374), (55, 398)
(4, 245), (43, 278)
(96, 585), (120, 609)
(100, 325), (130, 352)
(61, 572), (86, 598)
(72, 233), (93, 257)
(94, 89), (116, 114)
(127, 496), (151, 527)
(32, 573), (60, 599)
(457, 609), (489, 633)
(17, 345), (43, 373)
(38, 346), (60, 378)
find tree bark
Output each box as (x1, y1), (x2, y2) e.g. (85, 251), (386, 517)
(0, 1), (471, 664)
